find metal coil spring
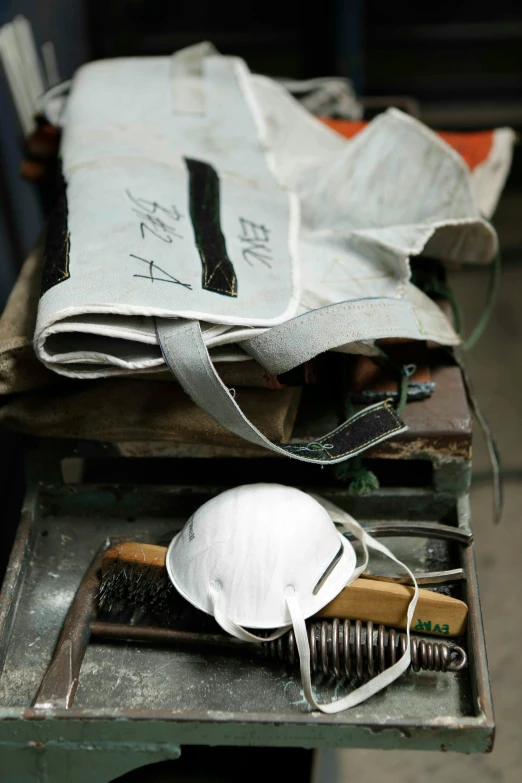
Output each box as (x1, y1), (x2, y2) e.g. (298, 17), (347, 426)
(264, 619), (467, 680)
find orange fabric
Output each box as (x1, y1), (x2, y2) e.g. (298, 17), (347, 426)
(436, 130), (495, 171)
(320, 118), (495, 171)
(321, 118), (366, 139)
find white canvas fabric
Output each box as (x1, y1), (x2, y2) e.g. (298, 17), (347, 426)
(34, 44), (501, 382)
(253, 75), (496, 314)
(32, 45), (509, 459)
(470, 127), (516, 218)
(34, 50), (300, 377)
(166, 484), (419, 713)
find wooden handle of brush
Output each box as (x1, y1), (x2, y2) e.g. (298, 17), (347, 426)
(105, 542), (467, 637)
(103, 542), (167, 572)
(316, 580), (467, 637)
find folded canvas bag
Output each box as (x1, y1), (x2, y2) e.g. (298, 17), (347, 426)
(0, 240), (298, 395)
(33, 44), (500, 463)
(0, 241), (301, 445)
(321, 118), (515, 220)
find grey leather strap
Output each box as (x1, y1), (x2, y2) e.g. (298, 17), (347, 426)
(156, 319), (406, 465)
(239, 297), (426, 375)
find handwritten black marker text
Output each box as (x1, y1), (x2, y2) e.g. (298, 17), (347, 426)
(126, 190), (183, 243)
(130, 254), (192, 289)
(238, 217), (272, 268)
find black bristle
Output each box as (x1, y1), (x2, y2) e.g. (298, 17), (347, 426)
(97, 557), (220, 633)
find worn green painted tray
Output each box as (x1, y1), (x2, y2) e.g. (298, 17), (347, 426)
(0, 459), (493, 783)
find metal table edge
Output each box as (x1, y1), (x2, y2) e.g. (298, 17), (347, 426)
(0, 484), (494, 754)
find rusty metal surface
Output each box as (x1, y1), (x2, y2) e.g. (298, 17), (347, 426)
(38, 579), (468, 709)
(459, 504), (495, 734)
(383, 366), (471, 440)
(0, 504), (468, 716)
(0, 505), (35, 678)
(90, 622), (251, 649)
(360, 520), (472, 545)
(34, 546), (108, 710)
(369, 366), (472, 460)
(0, 477), (494, 758)
(0, 434), (494, 754)
(81, 365), (471, 464)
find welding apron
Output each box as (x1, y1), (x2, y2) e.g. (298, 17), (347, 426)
(34, 45), (498, 464)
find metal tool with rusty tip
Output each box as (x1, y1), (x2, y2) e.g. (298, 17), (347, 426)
(34, 540), (467, 709)
(90, 618), (467, 679)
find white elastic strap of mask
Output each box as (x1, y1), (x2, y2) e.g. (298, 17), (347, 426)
(210, 585), (291, 643)
(208, 497), (417, 712)
(287, 496), (419, 713)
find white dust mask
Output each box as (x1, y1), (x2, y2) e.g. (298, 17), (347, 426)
(166, 483), (418, 713)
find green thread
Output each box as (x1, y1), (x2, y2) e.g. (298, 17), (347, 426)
(411, 244), (501, 352)
(396, 363), (417, 415)
(412, 243), (502, 522)
(371, 348), (416, 415)
(334, 455), (380, 496)
(337, 362), (379, 495)
(337, 352), (415, 495)
(411, 267), (463, 335)
(347, 469), (381, 497)
(341, 240), (501, 505)
(462, 249), (501, 351)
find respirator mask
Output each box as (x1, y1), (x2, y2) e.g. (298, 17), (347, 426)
(166, 483), (418, 712)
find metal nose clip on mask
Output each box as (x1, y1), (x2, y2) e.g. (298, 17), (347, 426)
(166, 483), (419, 713)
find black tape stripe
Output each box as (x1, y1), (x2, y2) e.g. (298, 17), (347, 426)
(41, 191), (70, 296)
(184, 157), (238, 298)
(283, 404), (404, 461)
